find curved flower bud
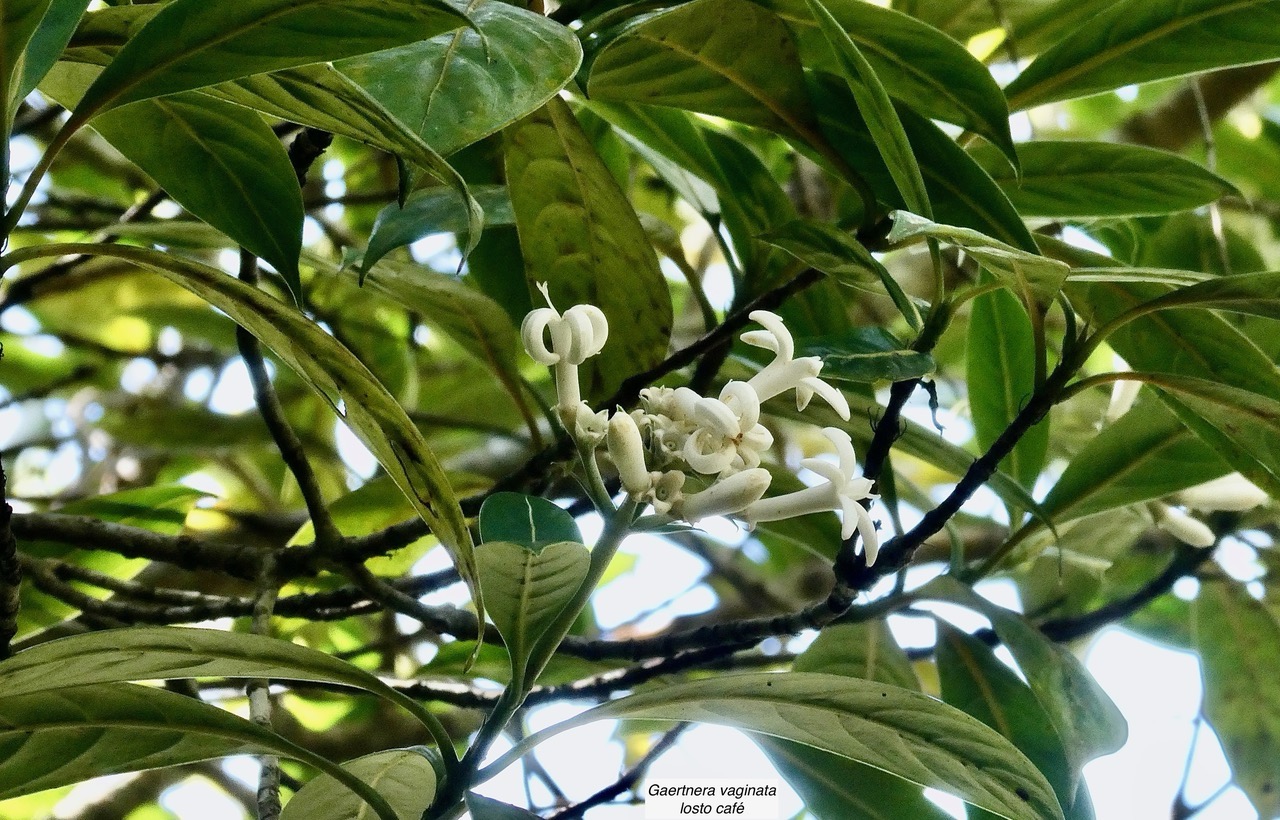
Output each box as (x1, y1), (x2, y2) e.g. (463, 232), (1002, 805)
(743, 311), (849, 421)
(520, 283), (610, 425)
(743, 427), (880, 563)
(679, 468), (772, 524)
(1153, 503), (1216, 548)
(1173, 473), (1269, 512)
(608, 409), (651, 495)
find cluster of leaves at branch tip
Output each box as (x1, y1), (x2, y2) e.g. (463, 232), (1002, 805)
(520, 284), (881, 564)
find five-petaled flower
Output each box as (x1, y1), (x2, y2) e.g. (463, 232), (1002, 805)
(744, 427), (880, 565)
(520, 282), (608, 427)
(743, 310), (851, 421)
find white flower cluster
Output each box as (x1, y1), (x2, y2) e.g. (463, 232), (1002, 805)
(520, 287), (881, 564)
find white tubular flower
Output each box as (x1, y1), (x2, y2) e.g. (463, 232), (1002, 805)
(520, 283), (608, 422)
(683, 381), (774, 475)
(1173, 473), (1269, 512)
(743, 427), (880, 564)
(678, 468), (772, 524)
(742, 311), (850, 421)
(1153, 503), (1216, 548)
(608, 409), (651, 495)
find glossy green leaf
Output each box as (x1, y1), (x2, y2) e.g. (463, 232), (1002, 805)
(937, 623), (1074, 811)
(0, 626), (441, 731)
(475, 540), (589, 687)
(1005, 0), (1280, 110)
(282, 748), (437, 820)
(1193, 579), (1280, 818)
(1066, 267), (1210, 287)
(890, 212), (1068, 308)
(1068, 279), (1280, 496)
(799, 328), (935, 383)
(585, 0), (821, 143)
(361, 185), (512, 273)
(479, 492), (582, 548)
(763, 0), (1016, 165)
(15, 0), (89, 101)
(466, 793), (540, 820)
(1042, 398), (1231, 523)
(0, 683), (398, 819)
(757, 737), (954, 820)
(1134, 269), (1280, 319)
(794, 620), (919, 690)
(759, 218), (920, 328)
(503, 97), (672, 399)
(968, 286), (1049, 489)
(805, 0), (929, 217)
(587, 101), (728, 204)
(339, 0), (581, 158)
(926, 577), (1127, 797)
(809, 74), (1038, 252)
(73, 0), (470, 118)
(1, 0), (53, 104)
(206, 65), (481, 251)
(503, 672), (1063, 820)
(971, 141), (1235, 218)
(316, 253), (529, 424)
(80, 245), (482, 627)
(1142, 372), (1280, 496)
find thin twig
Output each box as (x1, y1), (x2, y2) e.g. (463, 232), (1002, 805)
(548, 724), (689, 819)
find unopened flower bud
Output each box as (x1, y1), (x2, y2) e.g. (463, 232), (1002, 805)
(1153, 503), (1216, 548)
(1173, 473), (1269, 512)
(608, 409), (651, 495)
(679, 468), (772, 524)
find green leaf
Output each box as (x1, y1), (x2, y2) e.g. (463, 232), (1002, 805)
(361, 185), (513, 273)
(936, 623), (1074, 811)
(808, 74), (1038, 252)
(1141, 373), (1280, 497)
(1, 0), (53, 106)
(799, 328), (935, 383)
(925, 577), (1127, 797)
(503, 97), (673, 399)
(1193, 579), (1280, 818)
(968, 286), (1049, 489)
(1066, 267), (1210, 287)
(584, 0), (821, 142)
(1133, 269), (1280, 320)
(479, 492), (582, 548)
(759, 217), (921, 331)
(970, 141), (1235, 218)
(1042, 398), (1231, 523)
(73, 0), (470, 118)
(794, 620), (919, 690)
(1067, 279), (1280, 496)
(314, 252), (529, 424)
(81, 245), (483, 630)
(0, 683), (398, 819)
(0, 627), (442, 731)
(205, 65), (482, 253)
(1005, 0), (1280, 110)
(762, 0), (1017, 165)
(43, 63), (305, 300)
(339, 0), (581, 158)
(757, 737), (955, 820)
(15, 0), (89, 101)
(805, 0), (929, 217)
(889, 212), (1068, 308)
(503, 672), (1063, 820)
(282, 748), (438, 820)
(476, 540), (590, 688)
(465, 793), (540, 820)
